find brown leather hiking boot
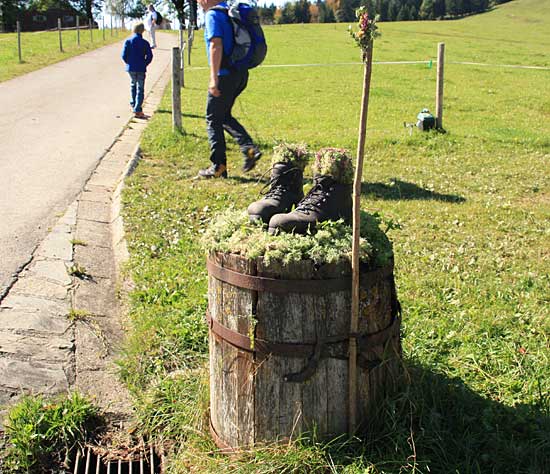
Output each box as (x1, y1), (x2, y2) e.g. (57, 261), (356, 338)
(197, 164), (228, 179)
(242, 146), (262, 172)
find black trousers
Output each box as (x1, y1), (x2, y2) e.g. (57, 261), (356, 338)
(206, 69), (253, 166)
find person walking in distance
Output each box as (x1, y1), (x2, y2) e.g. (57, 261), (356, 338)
(121, 23), (153, 119)
(145, 4), (159, 49)
(197, 0), (262, 179)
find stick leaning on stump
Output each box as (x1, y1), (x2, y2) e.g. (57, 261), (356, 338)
(350, 38), (374, 434)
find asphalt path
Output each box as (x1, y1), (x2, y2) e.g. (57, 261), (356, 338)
(0, 32), (176, 298)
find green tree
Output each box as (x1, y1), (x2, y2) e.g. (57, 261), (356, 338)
(318, 1), (336, 22)
(294, 0), (311, 22)
(387, 0), (399, 20)
(0, 0), (23, 31)
(335, 0), (354, 22)
(396, 4), (411, 20)
(376, 0), (389, 20)
(259, 3), (276, 24)
(445, 0), (463, 16)
(278, 2), (295, 23)
(434, 0), (445, 17)
(419, 0), (434, 18)
(27, 0), (75, 11)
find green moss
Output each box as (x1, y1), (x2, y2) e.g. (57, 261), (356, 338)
(202, 209), (393, 267)
(312, 148), (355, 184)
(271, 142), (311, 170)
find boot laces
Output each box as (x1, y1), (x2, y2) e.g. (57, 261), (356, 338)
(295, 181), (328, 213)
(259, 166), (301, 199)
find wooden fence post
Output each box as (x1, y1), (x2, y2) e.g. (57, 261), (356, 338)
(89, 19), (93, 42)
(436, 42), (445, 130)
(102, 18), (105, 40)
(76, 16), (80, 45)
(17, 21), (22, 63)
(179, 26), (184, 86)
(187, 27), (192, 65)
(58, 18), (63, 52)
(172, 47), (182, 132)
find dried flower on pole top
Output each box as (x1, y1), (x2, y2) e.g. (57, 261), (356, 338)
(348, 7), (380, 60)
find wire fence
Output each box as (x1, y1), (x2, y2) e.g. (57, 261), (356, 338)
(10, 19), (126, 63)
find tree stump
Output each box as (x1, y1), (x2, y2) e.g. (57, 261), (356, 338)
(207, 252), (401, 451)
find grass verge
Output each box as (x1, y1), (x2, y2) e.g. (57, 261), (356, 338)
(1, 393), (100, 473)
(0, 28), (125, 82)
(119, 1), (549, 472)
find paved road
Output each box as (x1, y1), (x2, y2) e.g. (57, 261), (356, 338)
(0, 33), (176, 298)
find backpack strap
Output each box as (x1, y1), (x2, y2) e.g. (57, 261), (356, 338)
(211, 4), (238, 70)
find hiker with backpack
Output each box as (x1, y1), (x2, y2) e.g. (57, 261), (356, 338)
(145, 4), (161, 49)
(121, 22), (153, 119)
(197, 0), (267, 179)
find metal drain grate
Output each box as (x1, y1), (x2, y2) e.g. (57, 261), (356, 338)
(72, 445), (163, 474)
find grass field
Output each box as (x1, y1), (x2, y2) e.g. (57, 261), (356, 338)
(119, 0), (549, 472)
(0, 27), (125, 82)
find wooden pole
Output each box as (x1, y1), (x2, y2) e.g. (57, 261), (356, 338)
(181, 44), (185, 88)
(349, 40), (374, 435)
(179, 26), (184, 86)
(187, 27), (192, 65)
(172, 47), (182, 132)
(110, 16), (113, 36)
(17, 21), (22, 63)
(102, 18), (105, 41)
(76, 16), (80, 45)
(89, 19), (93, 42)
(436, 42), (445, 130)
(58, 18), (63, 52)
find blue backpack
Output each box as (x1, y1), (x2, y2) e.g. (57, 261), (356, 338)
(213, 2), (267, 70)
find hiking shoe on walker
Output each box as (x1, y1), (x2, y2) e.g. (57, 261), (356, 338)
(197, 164), (228, 179)
(268, 175), (352, 235)
(242, 146), (262, 172)
(247, 162), (304, 225)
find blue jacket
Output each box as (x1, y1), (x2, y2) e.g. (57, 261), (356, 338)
(122, 34), (153, 72)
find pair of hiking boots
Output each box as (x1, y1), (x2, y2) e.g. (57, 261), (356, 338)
(248, 160), (352, 235)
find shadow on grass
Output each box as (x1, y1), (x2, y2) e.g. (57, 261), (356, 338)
(362, 179), (465, 203)
(156, 109), (204, 120)
(323, 363), (549, 473)
(227, 175), (268, 184)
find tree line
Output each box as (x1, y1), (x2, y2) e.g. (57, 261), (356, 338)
(0, 0), (198, 32)
(258, 0), (513, 24)
(1, 0), (513, 33)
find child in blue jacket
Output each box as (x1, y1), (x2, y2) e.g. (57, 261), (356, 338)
(122, 23), (153, 118)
